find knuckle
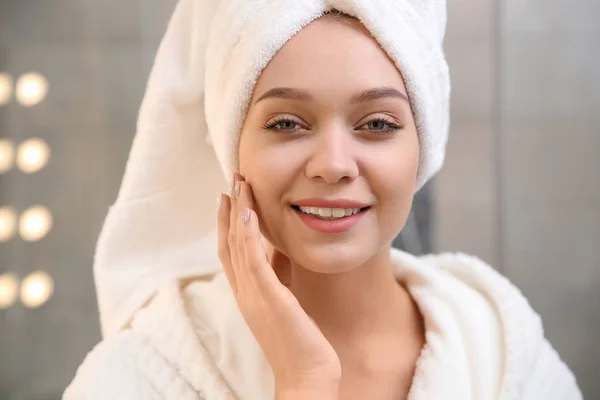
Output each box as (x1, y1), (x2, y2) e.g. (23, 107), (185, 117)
(243, 230), (254, 243)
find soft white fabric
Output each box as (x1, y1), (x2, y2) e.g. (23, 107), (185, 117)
(65, 250), (582, 399)
(94, 0), (451, 338)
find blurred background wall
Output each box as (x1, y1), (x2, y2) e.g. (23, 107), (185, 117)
(437, 1), (600, 397)
(0, 0), (598, 398)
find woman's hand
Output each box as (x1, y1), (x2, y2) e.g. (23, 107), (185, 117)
(217, 174), (341, 396)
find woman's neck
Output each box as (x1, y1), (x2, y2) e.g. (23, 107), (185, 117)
(288, 248), (424, 357)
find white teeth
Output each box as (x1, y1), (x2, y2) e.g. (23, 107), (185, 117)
(332, 208), (345, 218)
(318, 208), (332, 218)
(297, 206), (363, 219)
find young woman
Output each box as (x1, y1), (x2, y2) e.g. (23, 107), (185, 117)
(65, 1), (582, 399)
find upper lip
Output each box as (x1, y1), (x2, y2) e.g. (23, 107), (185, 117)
(293, 198), (370, 208)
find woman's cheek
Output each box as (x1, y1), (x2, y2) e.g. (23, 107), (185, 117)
(251, 183), (287, 252)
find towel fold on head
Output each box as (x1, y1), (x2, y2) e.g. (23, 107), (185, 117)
(94, 0), (450, 338)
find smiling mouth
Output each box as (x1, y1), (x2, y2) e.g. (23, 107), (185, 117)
(291, 205), (370, 220)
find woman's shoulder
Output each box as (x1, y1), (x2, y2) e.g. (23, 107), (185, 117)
(63, 330), (200, 400)
(412, 250), (546, 348)
(65, 278), (238, 400)
(419, 251), (515, 286)
(403, 250), (536, 310)
(400, 250), (582, 399)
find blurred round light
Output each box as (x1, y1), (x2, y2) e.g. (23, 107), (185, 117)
(0, 206), (18, 242)
(0, 72), (13, 106)
(20, 271), (54, 308)
(0, 273), (19, 309)
(0, 139), (16, 173)
(19, 206), (52, 242)
(17, 138), (50, 173)
(16, 72), (48, 107)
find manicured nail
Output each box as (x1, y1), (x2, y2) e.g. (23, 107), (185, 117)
(217, 193), (222, 209)
(242, 208), (250, 224)
(235, 181), (241, 198)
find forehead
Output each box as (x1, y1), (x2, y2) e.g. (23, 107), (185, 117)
(250, 17), (406, 100)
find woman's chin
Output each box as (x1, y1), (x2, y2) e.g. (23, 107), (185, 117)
(289, 242), (373, 274)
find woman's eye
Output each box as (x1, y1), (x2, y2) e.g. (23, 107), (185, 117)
(367, 120), (387, 131)
(276, 120), (297, 130)
(263, 118), (303, 132)
(361, 118), (403, 133)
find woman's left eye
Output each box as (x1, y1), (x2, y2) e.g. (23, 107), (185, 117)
(360, 118), (403, 133)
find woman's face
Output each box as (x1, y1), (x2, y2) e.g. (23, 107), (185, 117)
(238, 16), (419, 273)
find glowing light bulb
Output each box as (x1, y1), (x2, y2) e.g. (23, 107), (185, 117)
(0, 206), (18, 242)
(0, 139), (16, 173)
(17, 138), (50, 173)
(0, 72), (13, 106)
(20, 271), (54, 308)
(19, 206), (52, 242)
(0, 273), (19, 309)
(16, 73), (48, 107)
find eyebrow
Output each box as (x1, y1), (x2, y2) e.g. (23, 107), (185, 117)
(253, 86), (409, 105)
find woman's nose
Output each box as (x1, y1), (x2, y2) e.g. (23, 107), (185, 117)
(304, 129), (359, 184)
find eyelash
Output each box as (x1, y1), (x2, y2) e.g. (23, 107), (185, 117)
(262, 116), (404, 135)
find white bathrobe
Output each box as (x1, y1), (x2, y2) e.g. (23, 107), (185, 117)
(63, 2), (582, 398)
(64, 249), (582, 400)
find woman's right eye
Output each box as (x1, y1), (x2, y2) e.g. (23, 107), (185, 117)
(262, 118), (304, 133)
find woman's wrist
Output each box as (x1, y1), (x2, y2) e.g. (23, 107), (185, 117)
(275, 377), (340, 400)
(275, 383), (339, 400)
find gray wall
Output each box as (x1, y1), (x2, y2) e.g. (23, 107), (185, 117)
(0, 1), (176, 398)
(0, 0), (598, 398)
(436, 0), (600, 398)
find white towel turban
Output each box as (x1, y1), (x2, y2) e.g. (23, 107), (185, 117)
(94, 0), (450, 337)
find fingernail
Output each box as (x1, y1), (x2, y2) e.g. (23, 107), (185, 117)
(217, 193), (222, 209)
(242, 208), (250, 224)
(235, 181), (241, 198)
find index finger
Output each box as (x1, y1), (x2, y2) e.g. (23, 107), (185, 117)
(217, 193), (237, 293)
(236, 182), (283, 294)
